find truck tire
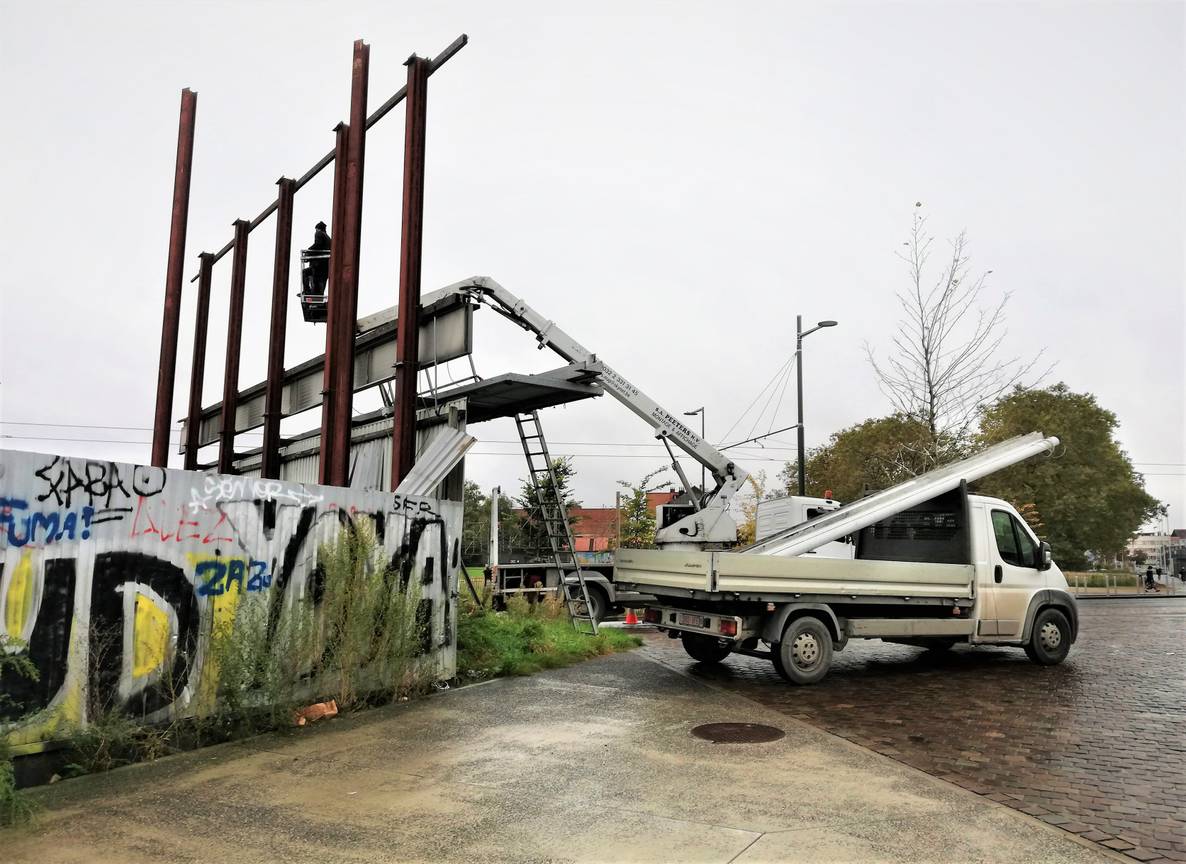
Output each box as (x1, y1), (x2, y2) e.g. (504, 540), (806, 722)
(583, 584), (608, 623)
(680, 633), (732, 665)
(775, 617), (833, 685)
(1024, 607), (1071, 666)
(922, 638), (958, 652)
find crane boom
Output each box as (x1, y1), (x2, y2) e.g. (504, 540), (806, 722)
(445, 276), (749, 549)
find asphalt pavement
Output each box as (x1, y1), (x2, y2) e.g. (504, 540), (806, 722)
(0, 650), (1123, 864)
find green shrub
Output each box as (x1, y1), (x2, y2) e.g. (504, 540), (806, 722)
(1, 637), (38, 825)
(457, 604), (641, 681)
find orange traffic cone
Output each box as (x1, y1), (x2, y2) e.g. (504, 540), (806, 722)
(624, 608), (639, 625)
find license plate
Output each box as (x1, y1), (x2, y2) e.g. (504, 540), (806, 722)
(678, 612), (706, 628)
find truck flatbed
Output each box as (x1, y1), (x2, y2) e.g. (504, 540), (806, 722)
(616, 548), (974, 603)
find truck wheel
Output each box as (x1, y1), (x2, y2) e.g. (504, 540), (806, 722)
(922, 638), (958, 652)
(775, 617), (833, 685)
(1024, 608), (1070, 666)
(680, 633), (732, 664)
(582, 585), (608, 623)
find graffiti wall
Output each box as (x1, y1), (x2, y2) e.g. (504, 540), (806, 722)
(0, 449), (461, 755)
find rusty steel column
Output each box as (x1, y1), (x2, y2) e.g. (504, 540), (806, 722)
(318, 123), (350, 485)
(218, 219), (250, 475)
(262, 177), (296, 479)
(152, 88), (198, 467)
(391, 55), (430, 489)
(183, 252), (214, 470)
(325, 40), (370, 488)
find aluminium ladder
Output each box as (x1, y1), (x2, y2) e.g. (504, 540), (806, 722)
(513, 411), (598, 635)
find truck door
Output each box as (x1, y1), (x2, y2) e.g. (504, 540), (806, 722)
(986, 507), (1044, 639)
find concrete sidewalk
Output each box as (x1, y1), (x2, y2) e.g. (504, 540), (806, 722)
(2, 652), (1120, 863)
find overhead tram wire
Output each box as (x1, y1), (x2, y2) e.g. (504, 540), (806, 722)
(718, 353), (796, 444)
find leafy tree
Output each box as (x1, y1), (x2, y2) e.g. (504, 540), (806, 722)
(779, 414), (937, 502)
(865, 204), (1045, 464)
(515, 457), (581, 555)
(461, 481), (490, 566)
(975, 384), (1161, 569)
(616, 467), (673, 549)
(734, 470), (768, 545)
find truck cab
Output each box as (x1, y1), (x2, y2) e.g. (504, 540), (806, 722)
(966, 494), (1072, 645)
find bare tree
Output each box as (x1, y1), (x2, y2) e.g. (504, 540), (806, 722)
(865, 204), (1047, 464)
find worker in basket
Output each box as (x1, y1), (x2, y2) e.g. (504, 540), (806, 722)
(303, 220), (331, 296)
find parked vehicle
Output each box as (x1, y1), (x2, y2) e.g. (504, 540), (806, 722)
(617, 437), (1078, 684)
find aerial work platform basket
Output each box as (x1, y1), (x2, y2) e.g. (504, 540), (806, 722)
(299, 249), (330, 323)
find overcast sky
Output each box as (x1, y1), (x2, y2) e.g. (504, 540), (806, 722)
(1, 1), (1182, 530)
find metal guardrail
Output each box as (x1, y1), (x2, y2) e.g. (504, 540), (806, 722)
(1069, 570), (1179, 597)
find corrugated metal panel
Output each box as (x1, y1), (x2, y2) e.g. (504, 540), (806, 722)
(395, 427), (476, 495)
(744, 433), (1060, 558)
(281, 453), (320, 487)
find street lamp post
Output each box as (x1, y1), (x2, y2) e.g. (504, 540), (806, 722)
(684, 407), (706, 496)
(796, 316), (838, 496)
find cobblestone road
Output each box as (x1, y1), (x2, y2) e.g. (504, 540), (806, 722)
(641, 598), (1186, 863)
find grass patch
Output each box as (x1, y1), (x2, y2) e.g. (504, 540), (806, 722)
(1065, 571), (1140, 588)
(457, 594), (641, 681)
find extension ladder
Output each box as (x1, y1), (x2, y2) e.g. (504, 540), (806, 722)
(513, 411), (598, 635)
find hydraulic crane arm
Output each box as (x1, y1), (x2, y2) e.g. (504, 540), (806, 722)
(446, 276), (750, 549)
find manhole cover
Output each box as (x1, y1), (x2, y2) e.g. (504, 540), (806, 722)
(691, 722), (785, 744)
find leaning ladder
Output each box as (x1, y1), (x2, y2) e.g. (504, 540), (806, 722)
(513, 411), (598, 635)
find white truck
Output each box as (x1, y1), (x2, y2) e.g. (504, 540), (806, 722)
(445, 277), (1077, 680)
(617, 438), (1078, 684)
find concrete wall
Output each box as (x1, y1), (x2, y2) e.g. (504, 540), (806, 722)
(0, 449), (461, 756)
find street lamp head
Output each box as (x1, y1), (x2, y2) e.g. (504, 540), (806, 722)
(817, 320), (838, 328)
(684, 407), (704, 416)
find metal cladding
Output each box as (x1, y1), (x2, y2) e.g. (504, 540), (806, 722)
(218, 220), (250, 475)
(394, 427), (476, 496)
(183, 253), (215, 470)
(318, 124), (350, 486)
(262, 178), (296, 480)
(392, 55), (431, 489)
(152, 88), (198, 468)
(0, 448), (461, 754)
(326, 40), (371, 489)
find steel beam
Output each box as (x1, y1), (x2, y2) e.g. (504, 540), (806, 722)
(152, 87), (197, 467)
(392, 55), (430, 489)
(218, 219), (250, 474)
(183, 252), (214, 469)
(326, 40), (370, 488)
(188, 34), (466, 283)
(262, 177), (295, 479)
(318, 124), (350, 485)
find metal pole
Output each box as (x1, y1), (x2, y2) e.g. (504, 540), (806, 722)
(262, 178), (295, 479)
(317, 123), (350, 485)
(796, 315), (806, 496)
(183, 252), (214, 470)
(391, 55), (430, 489)
(490, 486), (500, 567)
(700, 412), (706, 494)
(152, 88), (198, 467)
(327, 40), (370, 488)
(218, 220), (250, 474)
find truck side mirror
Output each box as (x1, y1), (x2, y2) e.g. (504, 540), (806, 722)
(1039, 541), (1053, 571)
